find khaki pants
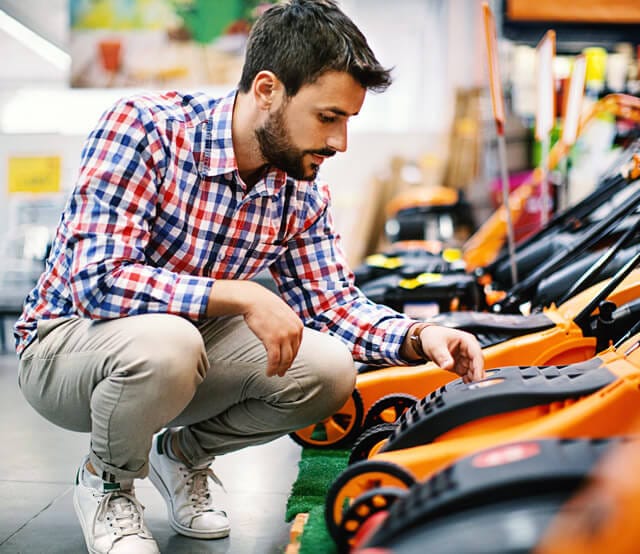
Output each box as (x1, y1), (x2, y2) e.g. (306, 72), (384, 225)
(18, 314), (356, 482)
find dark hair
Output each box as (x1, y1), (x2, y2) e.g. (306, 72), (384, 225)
(238, 0), (392, 96)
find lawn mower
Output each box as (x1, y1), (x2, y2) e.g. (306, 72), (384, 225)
(323, 325), (640, 545)
(345, 437), (636, 554)
(359, 159), (640, 316)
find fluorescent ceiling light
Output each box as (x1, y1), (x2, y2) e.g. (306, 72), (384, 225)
(0, 9), (70, 71)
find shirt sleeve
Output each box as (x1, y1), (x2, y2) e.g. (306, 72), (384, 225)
(270, 185), (414, 366)
(65, 99), (213, 320)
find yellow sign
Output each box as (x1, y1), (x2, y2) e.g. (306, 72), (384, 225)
(8, 156), (61, 194)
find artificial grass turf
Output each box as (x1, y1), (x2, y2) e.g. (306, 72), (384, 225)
(286, 448), (350, 554)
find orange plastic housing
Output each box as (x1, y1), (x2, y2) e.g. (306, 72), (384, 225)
(385, 186), (460, 218)
(356, 269), (640, 411)
(536, 410), (640, 554)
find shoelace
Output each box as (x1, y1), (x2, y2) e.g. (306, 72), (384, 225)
(180, 466), (226, 515)
(93, 490), (147, 538)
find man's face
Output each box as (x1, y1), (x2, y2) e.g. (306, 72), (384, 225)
(255, 71), (366, 181)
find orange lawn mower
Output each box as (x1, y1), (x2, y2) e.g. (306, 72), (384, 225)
(346, 260), (640, 465)
(323, 325), (640, 550)
(382, 185), (476, 249)
(289, 210), (640, 451)
(290, 270), (640, 452)
(346, 436), (639, 554)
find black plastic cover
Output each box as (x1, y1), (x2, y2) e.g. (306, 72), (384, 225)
(381, 358), (615, 452)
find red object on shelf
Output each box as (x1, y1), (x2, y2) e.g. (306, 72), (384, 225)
(490, 170), (553, 242)
(98, 39), (122, 73)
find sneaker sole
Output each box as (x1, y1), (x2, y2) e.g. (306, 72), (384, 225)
(148, 461), (231, 539)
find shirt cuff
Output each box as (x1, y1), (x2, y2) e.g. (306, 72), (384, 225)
(375, 317), (416, 366)
(168, 275), (215, 319)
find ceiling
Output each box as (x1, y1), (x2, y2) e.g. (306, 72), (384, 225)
(0, 0), (69, 86)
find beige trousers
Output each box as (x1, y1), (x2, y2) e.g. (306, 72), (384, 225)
(18, 314), (356, 482)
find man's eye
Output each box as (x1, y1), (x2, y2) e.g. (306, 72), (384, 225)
(319, 114), (336, 123)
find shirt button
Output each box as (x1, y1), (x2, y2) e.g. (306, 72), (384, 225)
(217, 252), (225, 261)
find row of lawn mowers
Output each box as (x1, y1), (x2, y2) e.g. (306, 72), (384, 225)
(291, 94), (640, 553)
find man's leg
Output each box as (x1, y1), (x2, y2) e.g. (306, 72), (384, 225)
(18, 314), (208, 481)
(18, 313), (208, 552)
(167, 315), (357, 464)
(145, 314), (355, 540)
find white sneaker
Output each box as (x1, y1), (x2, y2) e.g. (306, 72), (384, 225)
(73, 456), (159, 554)
(148, 431), (230, 539)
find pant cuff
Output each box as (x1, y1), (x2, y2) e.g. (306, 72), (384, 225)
(176, 427), (215, 467)
(89, 451), (147, 483)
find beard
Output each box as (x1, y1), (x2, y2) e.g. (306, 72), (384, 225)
(255, 104), (335, 181)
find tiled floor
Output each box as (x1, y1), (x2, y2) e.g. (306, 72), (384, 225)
(0, 350), (302, 554)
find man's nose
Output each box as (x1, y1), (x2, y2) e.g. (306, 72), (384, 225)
(326, 123), (347, 153)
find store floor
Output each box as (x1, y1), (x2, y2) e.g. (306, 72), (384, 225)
(0, 352), (302, 554)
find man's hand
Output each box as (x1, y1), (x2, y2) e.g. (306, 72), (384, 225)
(419, 325), (485, 383)
(208, 280), (303, 377)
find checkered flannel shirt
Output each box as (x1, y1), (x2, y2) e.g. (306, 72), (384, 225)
(14, 89), (414, 363)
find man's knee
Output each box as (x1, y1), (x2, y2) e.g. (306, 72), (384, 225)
(115, 314), (208, 390)
(322, 341), (357, 411)
(298, 332), (356, 417)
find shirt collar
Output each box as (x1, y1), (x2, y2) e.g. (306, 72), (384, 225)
(201, 88), (239, 179)
(200, 88), (295, 198)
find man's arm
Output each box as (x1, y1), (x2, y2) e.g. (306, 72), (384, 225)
(270, 183), (485, 379)
(66, 99), (213, 321)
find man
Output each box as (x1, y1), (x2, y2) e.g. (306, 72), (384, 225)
(14, 1), (484, 552)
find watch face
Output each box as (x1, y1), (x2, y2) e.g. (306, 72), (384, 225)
(410, 328), (427, 359)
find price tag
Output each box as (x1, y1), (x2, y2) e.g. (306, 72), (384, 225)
(561, 55), (586, 146)
(535, 30), (556, 140)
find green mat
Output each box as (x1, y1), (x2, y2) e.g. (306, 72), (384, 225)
(286, 448), (350, 554)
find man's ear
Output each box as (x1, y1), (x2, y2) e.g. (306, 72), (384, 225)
(253, 70), (284, 111)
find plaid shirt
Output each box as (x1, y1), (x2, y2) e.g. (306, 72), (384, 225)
(14, 89), (414, 363)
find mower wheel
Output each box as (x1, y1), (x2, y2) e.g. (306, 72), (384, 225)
(363, 393), (418, 429)
(349, 423), (396, 465)
(336, 486), (407, 553)
(289, 388), (364, 449)
(325, 459), (415, 546)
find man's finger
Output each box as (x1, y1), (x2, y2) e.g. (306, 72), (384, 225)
(266, 344), (281, 377)
(466, 341), (485, 381)
(277, 342), (295, 377)
(471, 359), (485, 381)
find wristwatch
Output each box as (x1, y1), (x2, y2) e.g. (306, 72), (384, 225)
(408, 323), (430, 360)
